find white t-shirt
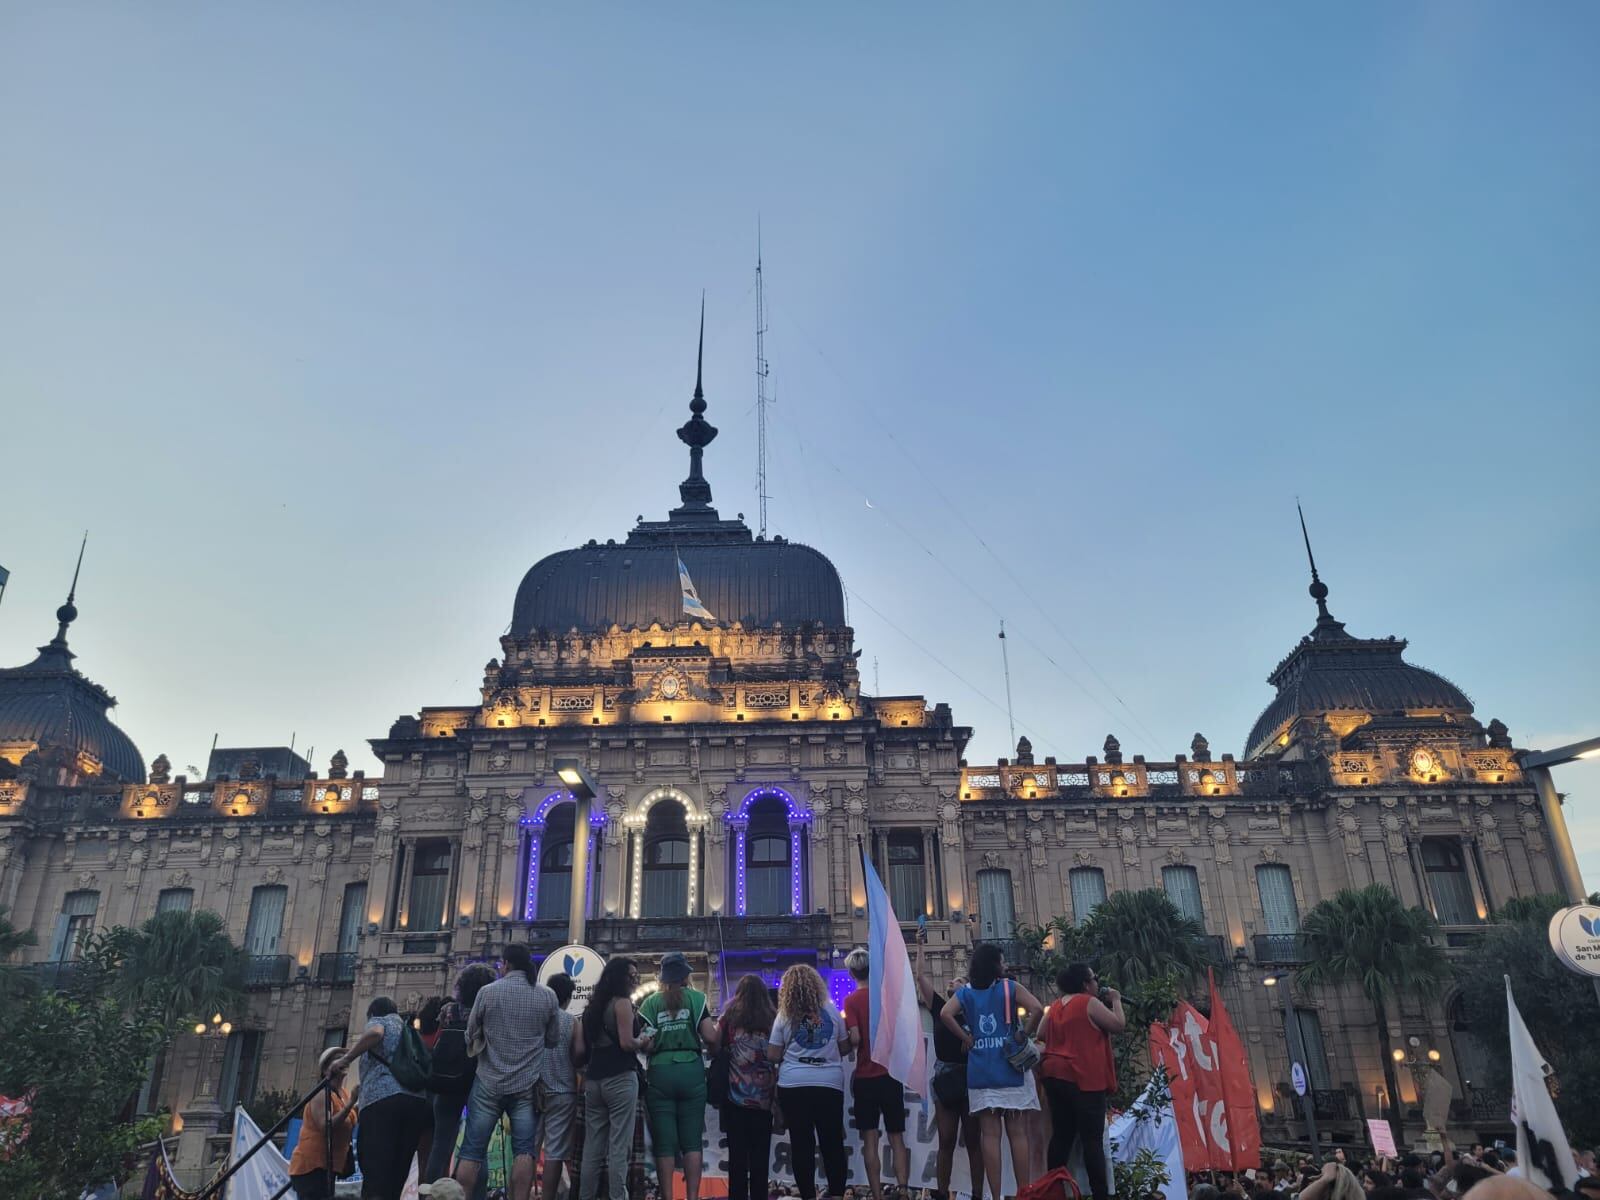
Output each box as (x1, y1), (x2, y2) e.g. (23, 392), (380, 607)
(768, 1000), (847, 1091)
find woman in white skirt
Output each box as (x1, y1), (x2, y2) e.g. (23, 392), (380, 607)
(939, 943), (1044, 1200)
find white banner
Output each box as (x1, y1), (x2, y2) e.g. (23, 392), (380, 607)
(228, 1107), (292, 1200)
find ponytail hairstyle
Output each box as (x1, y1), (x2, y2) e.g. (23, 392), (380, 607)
(502, 942), (539, 988)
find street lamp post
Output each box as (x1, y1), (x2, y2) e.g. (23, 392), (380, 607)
(553, 758), (599, 948)
(1521, 736), (1600, 1009)
(1391, 1039), (1444, 1145)
(1263, 972), (1319, 1156)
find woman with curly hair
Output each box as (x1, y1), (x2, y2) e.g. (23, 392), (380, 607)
(765, 964), (850, 1200)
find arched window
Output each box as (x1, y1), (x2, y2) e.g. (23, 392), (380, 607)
(1422, 838), (1481, 925)
(537, 804), (576, 920)
(643, 800), (690, 918)
(745, 797), (791, 916)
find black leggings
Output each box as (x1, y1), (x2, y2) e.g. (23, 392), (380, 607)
(1042, 1079), (1109, 1200)
(722, 1104), (774, 1200)
(776, 1085), (847, 1200)
(358, 1092), (432, 1200)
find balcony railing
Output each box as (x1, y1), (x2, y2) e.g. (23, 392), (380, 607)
(1253, 933), (1306, 964)
(1286, 1087), (1353, 1121)
(1194, 934), (1228, 965)
(245, 955), (293, 988)
(316, 951), (357, 984)
(1469, 1088), (1510, 1124)
(586, 915), (834, 954)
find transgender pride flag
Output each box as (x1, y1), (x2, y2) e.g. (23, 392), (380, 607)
(862, 845), (930, 1093)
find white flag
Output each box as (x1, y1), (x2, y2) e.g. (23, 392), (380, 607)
(1506, 976), (1575, 1192)
(228, 1106), (292, 1200)
(677, 555), (717, 623)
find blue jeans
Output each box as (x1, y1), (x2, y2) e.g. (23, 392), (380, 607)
(457, 1076), (539, 1165)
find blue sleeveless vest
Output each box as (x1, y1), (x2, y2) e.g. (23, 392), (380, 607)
(959, 982), (1024, 1091)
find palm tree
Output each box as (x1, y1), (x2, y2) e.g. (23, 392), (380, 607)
(1082, 888), (1209, 988)
(119, 909), (248, 1105)
(1295, 885), (1449, 1143)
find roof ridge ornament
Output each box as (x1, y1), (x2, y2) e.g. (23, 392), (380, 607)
(40, 531), (88, 663)
(1296, 501), (1347, 641)
(672, 295), (720, 519)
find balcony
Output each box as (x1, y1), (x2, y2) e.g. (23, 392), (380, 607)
(1252, 933), (1306, 965)
(1469, 1088), (1510, 1125)
(586, 915), (834, 955)
(316, 951), (357, 984)
(1193, 934), (1228, 965)
(1285, 1087), (1354, 1122)
(245, 955), (293, 988)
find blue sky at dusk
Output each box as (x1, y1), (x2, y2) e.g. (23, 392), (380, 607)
(3, 6), (1598, 874)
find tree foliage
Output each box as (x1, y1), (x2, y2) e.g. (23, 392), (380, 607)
(0, 910), (248, 1198)
(1295, 885), (1449, 1140)
(0, 904), (39, 1001)
(1454, 892), (1600, 1147)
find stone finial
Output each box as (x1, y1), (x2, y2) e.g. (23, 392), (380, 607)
(1015, 736), (1034, 766)
(1190, 733), (1211, 762)
(328, 749), (350, 780)
(1487, 718), (1511, 750)
(149, 754), (172, 784)
(1103, 734), (1123, 765)
(238, 755), (262, 781)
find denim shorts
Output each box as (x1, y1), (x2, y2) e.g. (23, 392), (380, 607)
(457, 1077), (539, 1164)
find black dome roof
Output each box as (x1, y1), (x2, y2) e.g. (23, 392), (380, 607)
(0, 606), (144, 784)
(512, 531), (846, 635)
(1244, 596), (1472, 759)
(511, 312), (848, 637)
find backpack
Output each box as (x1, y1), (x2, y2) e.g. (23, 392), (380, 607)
(427, 1004), (476, 1096)
(373, 1019), (434, 1092)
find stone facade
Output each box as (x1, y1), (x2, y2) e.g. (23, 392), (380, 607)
(0, 361), (1565, 1149)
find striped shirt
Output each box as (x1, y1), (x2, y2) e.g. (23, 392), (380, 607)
(466, 973), (563, 1093)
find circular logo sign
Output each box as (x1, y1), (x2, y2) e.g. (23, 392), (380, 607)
(537, 943), (607, 1015)
(1548, 906), (1600, 978)
(1292, 1062), (1309, 1097)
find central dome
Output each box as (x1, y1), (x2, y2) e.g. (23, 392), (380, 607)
(511, 532), (846, 635)
(511, 308), (847, 637)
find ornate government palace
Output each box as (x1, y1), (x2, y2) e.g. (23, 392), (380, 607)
(0, 345), (1573, 1150)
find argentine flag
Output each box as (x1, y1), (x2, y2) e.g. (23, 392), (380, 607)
(678, 555), (717, 624)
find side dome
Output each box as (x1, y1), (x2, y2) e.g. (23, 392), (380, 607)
(511, 534), (846, 635)
(0, 602), (144, 784)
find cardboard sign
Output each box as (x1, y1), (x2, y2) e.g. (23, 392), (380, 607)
(1368, 1118), (1398, 1157)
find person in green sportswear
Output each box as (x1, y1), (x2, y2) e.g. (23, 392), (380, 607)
(638, 952), (721, 1200)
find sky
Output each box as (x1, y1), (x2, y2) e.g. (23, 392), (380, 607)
(3, 5), (1598, 875)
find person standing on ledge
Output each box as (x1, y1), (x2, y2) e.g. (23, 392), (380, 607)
(844, 948), (912, 1200)
(639, 952), (720, 1200)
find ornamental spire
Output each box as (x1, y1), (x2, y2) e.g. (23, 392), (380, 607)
(1296, 502), (1347, 640)
(50, 531), (87, 649)
(674, 295), (719, 515)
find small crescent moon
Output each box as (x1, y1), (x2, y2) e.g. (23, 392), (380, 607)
(865, 499), (874, 508)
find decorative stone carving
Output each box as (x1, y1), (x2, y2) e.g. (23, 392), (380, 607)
(1518, 807), (1546, 852)
(1190, 733), (1210, 762)
(1117, 821), (1139, 867)
(1487, 718), (1511, 749)
(499, 811), (521, 851)
(168, 869), (192, 887)
(238, 755), (262, 781)
(1381, 812), (1406, 855)
(1073, 848), (1095, 866)
(888, 793), (925, 813)
(328, 750), (349, 780)
(263, 865), (284, 884)
(375, 813), (399, 861)
(1477, 808), (1502, 854)
(1338, 811), (1362, 857)
(1103, 734), (1123, 765)
(150, 754), (172, 784)
(1165, 846), (1187, 864)
(1027, 826), (1046, 869)
(1260, 844), (1281, 863)
(357, 862), (371, 881)
(981, 850), (1003, 869)
(311, 840), (333, 882)
(1209, 821), (1232, 865)
(453, 805), (482, 852)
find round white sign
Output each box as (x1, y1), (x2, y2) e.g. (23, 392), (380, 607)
(537, 943), (607, 1015)
(1548, 905), (1600, 978)
(1292, 1062), (1309, 1097)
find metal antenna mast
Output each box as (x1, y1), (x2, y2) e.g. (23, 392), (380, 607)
(999, 621), (1017, 752)
(755, 224), (772, 536)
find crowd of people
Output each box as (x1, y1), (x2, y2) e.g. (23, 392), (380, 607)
(289, 937), (1582, 1200)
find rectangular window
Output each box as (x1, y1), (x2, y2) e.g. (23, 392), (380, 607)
(322, 1026), (346, 1053)
(337, 883), (367, 954)
(156, 888), (194, 914)
(1161, 865), (1204, 924)
(886, 832), (926, 920)
(976, 869), (1015, 941)
(244, 885), (288, 956)
(50, 890), (99, 961)
(1069, 868), (1107, 926)
(1422, 838), (1481, 925)
(407, 841), (451, 931)
(1255, 864), (1300, 935)
(1281, 1008), (1333, 1092)
(218, 1030), (264, 1110)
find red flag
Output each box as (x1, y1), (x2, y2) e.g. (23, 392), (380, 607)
(1208, 969), (1262, 1170)
(1150, 1020), (1210, 1169)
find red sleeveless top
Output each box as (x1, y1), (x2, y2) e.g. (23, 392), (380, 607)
(1040, 993), (1116, 1092)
